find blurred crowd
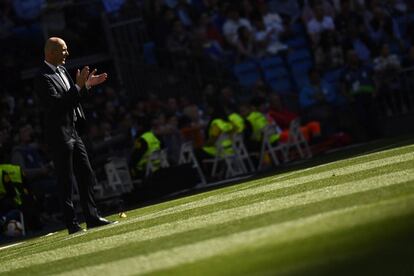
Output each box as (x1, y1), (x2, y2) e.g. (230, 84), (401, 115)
(2, 0), (414, 238)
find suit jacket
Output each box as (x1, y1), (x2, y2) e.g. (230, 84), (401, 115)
(34, 63), (87, 146)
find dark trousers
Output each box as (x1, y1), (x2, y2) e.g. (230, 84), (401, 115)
(49, 131), (99, 228)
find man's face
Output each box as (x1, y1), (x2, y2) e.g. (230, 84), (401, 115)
(54, 40), (69, 65)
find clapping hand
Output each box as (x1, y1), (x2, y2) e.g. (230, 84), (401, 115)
(76, 66), (108, 89)
(86, 69), (108, 88)
(76, 66), (90, 88)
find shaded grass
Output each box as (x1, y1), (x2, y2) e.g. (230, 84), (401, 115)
(2, 160), (412, 263)
(6, 182), (414, 275)
(1, 140), (413, 275)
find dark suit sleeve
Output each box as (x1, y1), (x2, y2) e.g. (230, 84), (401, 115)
(35, 73), (81, 113)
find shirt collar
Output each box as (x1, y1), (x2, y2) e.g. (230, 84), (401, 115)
(44, 60), (59, 72)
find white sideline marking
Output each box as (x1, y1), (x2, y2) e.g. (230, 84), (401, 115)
(60, 195), (414, 276)
(0, 242), (25, 251)
(1, 169), (413, 272)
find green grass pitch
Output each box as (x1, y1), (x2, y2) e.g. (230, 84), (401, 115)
(1, 140), (414, 275)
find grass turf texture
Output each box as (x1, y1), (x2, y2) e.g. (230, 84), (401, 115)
(1, 139), (414, 275)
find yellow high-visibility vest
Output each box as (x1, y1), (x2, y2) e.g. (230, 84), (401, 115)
(246, 111), (279, 143)
(0, 164), (23, 205)
(203, 118), (234, 156)
(228, 113), (245, 133)
(136, 131), (161, 171)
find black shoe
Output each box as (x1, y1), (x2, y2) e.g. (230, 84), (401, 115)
(68, 224), (86, 235)
(86, 217), (118, 229)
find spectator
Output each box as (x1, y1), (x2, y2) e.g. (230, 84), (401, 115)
(373, 43), (403, 115)
(341, 50), (378, 140)
(302, 0), (336, 23)
(299, 68), (338, 135)
(235, 25), (256, 61)
(11, 124), (58, 215)
(222, 6), (252, 47)
(268, 0), (301, 22)
(334, 0), (364, 38)
(252, 16), (288, 56)
(180, 103), (207, 149)
(366, 6), (402, 52)
(342, 26), (373, 63)
(314, 31), (344, 70)
(306, 2), (336, 46)
(175, 0), (196, 27)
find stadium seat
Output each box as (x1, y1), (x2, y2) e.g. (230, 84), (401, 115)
(282, 119), (312, 160)
(259, 56), (284, 70)
(291, 22), (307, 36)
(233, 61), (261, 88)
(268, 78), (293, 94)
(257, 125), (288, 171)
(322, 68), (343, 84)
(287, 49), (312, 64)
(262, 65), (293, 93)
(105, 158), (135, 194)
(145, 149), (170, 178)
(203, 134), (247, 179)
(285, 37), (308, 49)
(290, 60), (313, 88)
(232, 133), (255, 173)
(178, 142), (207, 185)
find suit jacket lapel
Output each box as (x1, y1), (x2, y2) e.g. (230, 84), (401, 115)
(61, 66), (86, 120)
(50, 72), (68, 94)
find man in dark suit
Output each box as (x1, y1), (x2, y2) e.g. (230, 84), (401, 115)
(35, 37), (116, 234)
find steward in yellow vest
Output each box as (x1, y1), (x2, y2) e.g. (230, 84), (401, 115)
(240, 101), (280, 151)
(0, 164), (43, 231)
(130, 119), (162, 179)
(228, 113), (245, 134)
(0, 164), (24, 207)
(202, 118), (234, 156)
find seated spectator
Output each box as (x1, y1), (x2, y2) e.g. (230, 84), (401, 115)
(373, 43), (403, 115)
(267, 94), (321, 143)
(235, 25), (256, 62)
(166, 19), (193, 70)
(302, 0), (336, 24)
(180, 103), (207, 149)
(222, 5), (252, 47)
(192, 12), (226, 61)
(299, 68), (338, 135)
(306, 2), (336, 46)
(342, 26), (374, 63)
(252, 16), (288, 56)
(175, 0), (196, 28)
(334, 0), (364, 38)
(314, 30), (344, 70)
(268, 0), (301, 22)
(366, 6), (402, 51)
(11, 124), (59, 215)
(341, 50), (379, 140)
(153, 112), (182, 165)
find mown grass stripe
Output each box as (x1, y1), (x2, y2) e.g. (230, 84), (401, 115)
(58, 194), (414, 276)
(1, 169), (413, 273)
(109, 152), (414, 225)
(3, 147), (412, 258)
